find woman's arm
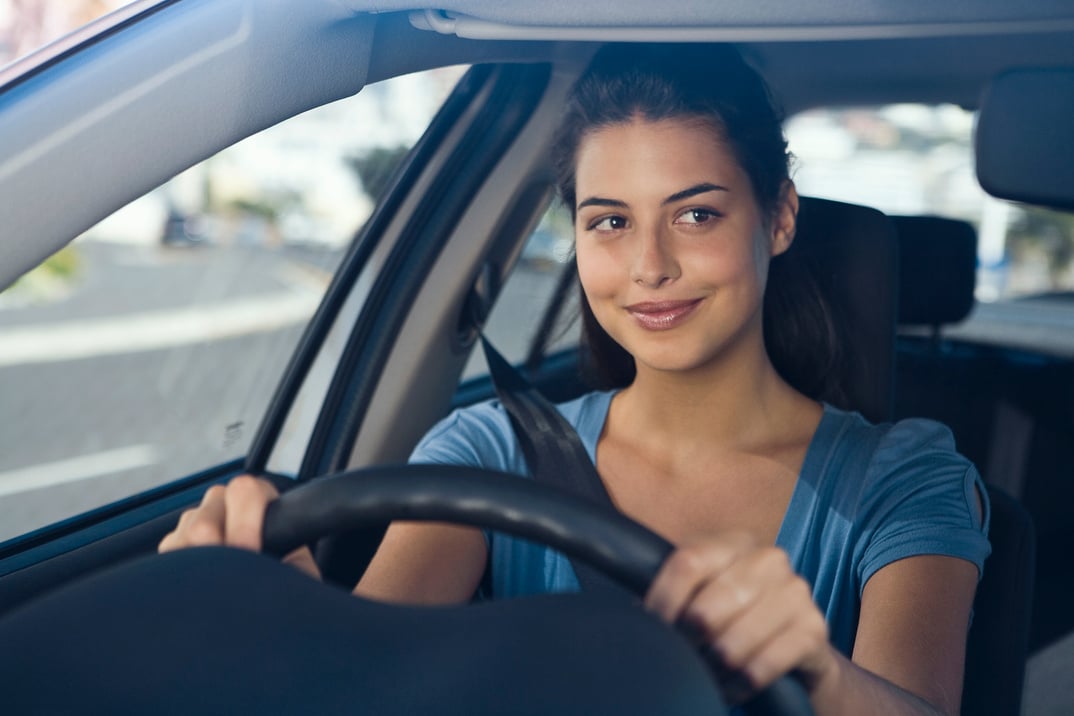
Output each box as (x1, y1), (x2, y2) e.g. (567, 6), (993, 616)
(816, 554), (979, 716)
(645, 536), (978, 716)
(353, 522), (487, 605)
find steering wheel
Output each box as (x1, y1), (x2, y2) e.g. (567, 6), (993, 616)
(262, 463), (815, 716)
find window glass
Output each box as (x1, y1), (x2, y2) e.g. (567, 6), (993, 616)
(0, 0), (133, 66)
(463, 201), (580, 380)
(0, 66), (465, 543)
(786, 104), (1074, 303)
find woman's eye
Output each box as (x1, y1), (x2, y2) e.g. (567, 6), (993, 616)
(590, 215), (627, 231)
(675, 208), (720, 225)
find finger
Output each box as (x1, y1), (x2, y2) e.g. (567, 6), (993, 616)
(714, 575), (805, 671)
(645, 532), (756, 624)
(157, 529), (180, 553)
(718, 579), (827, 691)
(158, 508), (197, 552)
(685, 546), (795, 643)
(179, 484), (228, 547)
(223, 475), (278, 552)
(177, 507), (197, 530)
(741, 624), (827, 695)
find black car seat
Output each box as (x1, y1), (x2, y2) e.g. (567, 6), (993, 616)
(891, 216), (995, 473)
(891, 214), (1035, 716)
(780, 196), (899, 423)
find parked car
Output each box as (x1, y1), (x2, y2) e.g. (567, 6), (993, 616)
(0, 1), (1071, 714)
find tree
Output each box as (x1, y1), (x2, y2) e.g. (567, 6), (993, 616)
(345, 145), (409, 203)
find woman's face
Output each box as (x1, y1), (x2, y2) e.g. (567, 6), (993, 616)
(573, 116), (796, 377)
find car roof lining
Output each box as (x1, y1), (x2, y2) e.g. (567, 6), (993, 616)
(357, 0), (1074, 33)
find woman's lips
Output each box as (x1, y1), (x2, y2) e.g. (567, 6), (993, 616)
(625, 299), (702, 331)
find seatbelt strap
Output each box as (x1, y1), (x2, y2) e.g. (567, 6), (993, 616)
(480, 336), (632, 600)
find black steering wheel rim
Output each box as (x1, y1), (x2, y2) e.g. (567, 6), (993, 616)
(263, 463), (673, 595)
(262, 463), (814, 716)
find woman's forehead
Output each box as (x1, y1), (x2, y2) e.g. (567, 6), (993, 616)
(574, 117), (746, 200)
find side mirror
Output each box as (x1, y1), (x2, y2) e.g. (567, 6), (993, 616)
(976, 68), (1074, 211)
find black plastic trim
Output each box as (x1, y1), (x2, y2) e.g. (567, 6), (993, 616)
(0, 459), (244, 574)
(300, 62), (553, 478)
(0, 457), (244, 562)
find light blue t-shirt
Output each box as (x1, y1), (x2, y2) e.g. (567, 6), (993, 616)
(410, 391), (991, 655)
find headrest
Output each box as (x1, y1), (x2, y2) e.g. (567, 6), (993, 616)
(788, 197), (898, 424)
(893, 216), (977, 326)
(976, 68), (1074, 211)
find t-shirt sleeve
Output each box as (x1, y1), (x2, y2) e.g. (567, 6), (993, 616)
(407, 400), (523, 475)
(856, 419), (992, 594)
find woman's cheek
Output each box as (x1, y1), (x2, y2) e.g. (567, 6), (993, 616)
(576, 248), (611, 301)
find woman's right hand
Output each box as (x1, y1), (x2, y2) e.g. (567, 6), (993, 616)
(157, 475), (320, 579)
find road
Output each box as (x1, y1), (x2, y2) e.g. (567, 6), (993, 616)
(0, 240), (339, 542)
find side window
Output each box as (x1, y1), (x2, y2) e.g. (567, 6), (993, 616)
(0, 67), (465, 543)
(463, 201), (580, 380)
(785, 104), (1074, 304)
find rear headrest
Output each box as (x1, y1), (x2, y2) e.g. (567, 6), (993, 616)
(976, 68), (1074, 212)
(892, 216), (977, 326)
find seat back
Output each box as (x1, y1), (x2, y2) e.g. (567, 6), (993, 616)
(891, 215), (993, 469)
(781, 197), (899, 423)
(962, 485), (1036, 716)
(891, 214), (1036, 716)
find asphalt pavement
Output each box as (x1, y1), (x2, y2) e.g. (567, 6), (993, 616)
(0, 240), (341, 542)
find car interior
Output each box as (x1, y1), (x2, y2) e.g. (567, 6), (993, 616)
(0, 2), (1072, 714)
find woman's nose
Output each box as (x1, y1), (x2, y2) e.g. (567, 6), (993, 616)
(629, 227), (680, 288)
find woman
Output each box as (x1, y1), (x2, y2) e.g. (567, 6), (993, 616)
(160, 44), (990, 716)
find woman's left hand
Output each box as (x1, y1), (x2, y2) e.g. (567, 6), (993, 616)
(644, 532), (837, 703)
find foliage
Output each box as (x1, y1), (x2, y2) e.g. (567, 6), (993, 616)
(1006, 205), (1074, 285)
(3, 245), (81, 300)
(345, 145), (409, 202)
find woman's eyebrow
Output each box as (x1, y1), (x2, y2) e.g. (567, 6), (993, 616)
(662, 182), (728, 205)
(576, 183), (728, 212)
(576, 196), (627, 211)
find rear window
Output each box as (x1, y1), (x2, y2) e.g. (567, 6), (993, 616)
(786, 104), (1074, 303)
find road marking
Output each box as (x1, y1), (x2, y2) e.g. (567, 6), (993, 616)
(0, 444), (159, 498)
(0, 290), (320, 367)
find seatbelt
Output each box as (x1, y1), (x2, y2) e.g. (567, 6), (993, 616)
(480, 336), (633, 601)
(481, 338), (819, 716)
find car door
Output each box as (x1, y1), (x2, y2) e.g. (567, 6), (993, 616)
(0, 0), (580, 614)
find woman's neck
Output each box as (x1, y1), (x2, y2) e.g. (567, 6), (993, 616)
(612, 344), (814, 452)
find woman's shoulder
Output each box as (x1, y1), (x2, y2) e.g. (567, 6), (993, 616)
(817, 404), (981, 510)
(408, 398), (516, 469)
(821, 404), (964, 468)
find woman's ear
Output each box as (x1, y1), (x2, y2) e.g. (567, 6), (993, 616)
(770, 181), (798, 257)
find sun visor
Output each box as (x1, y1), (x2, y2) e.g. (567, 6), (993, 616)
(976, 68), (1074, 211)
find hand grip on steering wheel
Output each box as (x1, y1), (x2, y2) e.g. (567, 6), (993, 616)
(262, 464), (814, 716)
(263, 464), (673, 595)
